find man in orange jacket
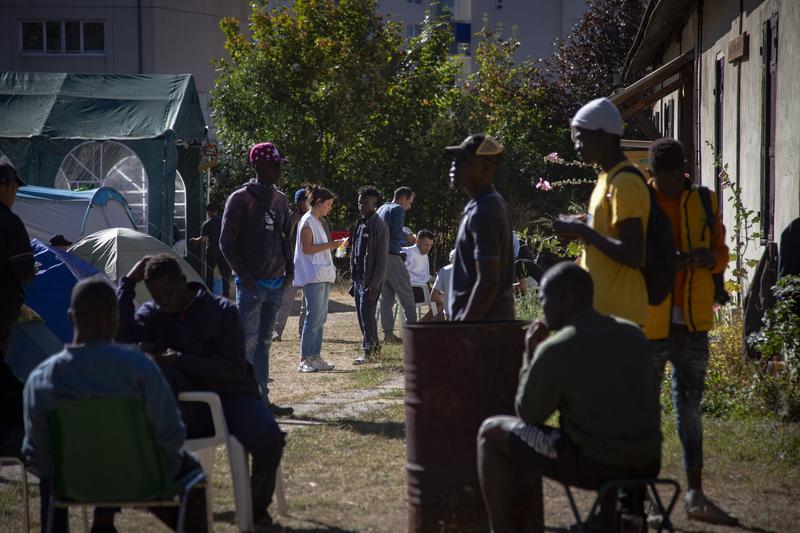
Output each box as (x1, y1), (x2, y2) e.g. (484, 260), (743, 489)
(644, 138), (736, 526)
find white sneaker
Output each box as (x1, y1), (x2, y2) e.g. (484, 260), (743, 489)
(310, 357), (335, 371)
(298, 359), (317, 373)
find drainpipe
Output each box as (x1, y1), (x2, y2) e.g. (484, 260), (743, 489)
(734, 0), (744, 281)
(137, 0), (143, 73)
(694, 0), (704, 181)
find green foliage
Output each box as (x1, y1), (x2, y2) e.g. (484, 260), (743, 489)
(515, 289), (542, 322)
(706, 142), (761, 300)
(694, 309), (800, 422)
(748, 276), (800, 376)
(212, 0), (463, 258)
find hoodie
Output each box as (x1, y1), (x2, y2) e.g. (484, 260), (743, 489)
(116, 278), (260, 399)
(219, 180), (293, 284)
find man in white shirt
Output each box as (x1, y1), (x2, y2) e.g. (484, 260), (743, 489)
(403, 229), (435, 302)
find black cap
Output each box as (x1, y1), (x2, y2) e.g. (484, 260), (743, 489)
(0, 157), (25, 187)
(49, 234), (73, 247)
(445, 133), (504, 157)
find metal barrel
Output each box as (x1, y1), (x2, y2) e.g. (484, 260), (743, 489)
(404, 320), (528, 532)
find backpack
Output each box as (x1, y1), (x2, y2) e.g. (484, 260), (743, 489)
(696, 187), (731, 305)
(609, 165), (678, 306)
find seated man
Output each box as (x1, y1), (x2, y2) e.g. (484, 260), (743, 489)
(430, 249), (455, 320)
(23, 279), (205, 532)
(116, 254), (285, 527)
(403, 229), (434, 303)
(477, 262), (662, 532)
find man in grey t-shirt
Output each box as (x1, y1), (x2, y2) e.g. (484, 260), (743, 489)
(445, 133), (515, 321)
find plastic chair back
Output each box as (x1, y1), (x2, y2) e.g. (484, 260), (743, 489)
(48, 397), (172, 502)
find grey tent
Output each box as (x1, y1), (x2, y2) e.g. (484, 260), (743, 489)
(0, 72), (207, 257)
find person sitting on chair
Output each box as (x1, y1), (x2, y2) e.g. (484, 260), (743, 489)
(477, 262), (662, 533)
(23, 278), (206, 533)
(116, 254), (285, 528)
(430, 248), (456, 320)
(403, 229), (434, 303)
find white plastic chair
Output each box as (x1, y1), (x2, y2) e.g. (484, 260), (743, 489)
(179, 392), (288, 532)
(410, 282), (438, 319)
(1, 456), (30, 532)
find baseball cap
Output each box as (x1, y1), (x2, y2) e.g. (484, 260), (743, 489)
(570, 98), (623, 137)
(294, 188), (307, 203)
(249, 142), (288, 165)
(445, 133), (504, 157)
(49, 234), (73, 247)
(0, 157), (25, 186)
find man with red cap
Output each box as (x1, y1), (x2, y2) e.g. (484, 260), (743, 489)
(220, 142), (294, 417)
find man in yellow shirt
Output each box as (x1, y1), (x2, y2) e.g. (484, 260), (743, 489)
(645, 139), (736, 526)
(554, 98), (650, 325)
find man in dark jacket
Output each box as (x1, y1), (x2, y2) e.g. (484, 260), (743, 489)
(116, 254), (285, 527)
(191, 203), (231, 298)
(350, 186), (389, 365)
(0, 159), (34, 458)
(220, 142), (294, 417)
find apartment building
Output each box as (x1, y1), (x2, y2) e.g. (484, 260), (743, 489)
(0, 0), (251, 128)
(378, 0), (589, 73)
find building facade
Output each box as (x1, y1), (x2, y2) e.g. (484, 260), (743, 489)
(612, 0), (800, 276)
(0, 0), (251, 128)
(377, 0), (588, 73)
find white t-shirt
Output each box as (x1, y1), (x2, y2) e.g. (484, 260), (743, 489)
(403, 244), (431, 285)
(293, 212), (336, 286)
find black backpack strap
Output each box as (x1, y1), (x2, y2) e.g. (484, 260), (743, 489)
(696, 186), (715, 240)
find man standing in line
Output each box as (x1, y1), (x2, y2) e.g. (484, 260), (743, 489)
(220, 142), (294, 417)
(553, 97), (650, 326)
(644, 139), (736, 525)
(191, 203), (231, 298)
(377, 186), (417, 342)
(350, 186), (389, 365)
(0, 159), (35, 458)
(273, 189), (308, 342)
(445, 133), (515, 321)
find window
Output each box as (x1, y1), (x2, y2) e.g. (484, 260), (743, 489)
(406, 24), (422, 38)
(449, 22), (471, 55)
(407, 0), (422, 4)
(497, 0), (504, 9)
(20, 20), (104, 54)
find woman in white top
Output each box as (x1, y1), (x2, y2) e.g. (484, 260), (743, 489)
(294, 185), (347, 372)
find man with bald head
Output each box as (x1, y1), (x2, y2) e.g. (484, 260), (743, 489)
(476, 262), (661, 532)
(23, 278), (205, 532)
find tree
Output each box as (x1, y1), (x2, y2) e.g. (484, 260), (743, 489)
(211, 0), (462, 246)
(537, 0), (645, 127)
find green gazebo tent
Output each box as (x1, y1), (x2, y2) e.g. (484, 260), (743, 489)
(0, 71), (207, 252)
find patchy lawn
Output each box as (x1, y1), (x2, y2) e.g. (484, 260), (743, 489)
(2, 288), (799, 531)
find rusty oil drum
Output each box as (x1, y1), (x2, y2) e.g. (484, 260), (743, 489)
(404, 320), (528, 532)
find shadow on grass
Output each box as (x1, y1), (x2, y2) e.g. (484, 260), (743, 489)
(269, 521), (358, 532)
(288, 415), (405, 440)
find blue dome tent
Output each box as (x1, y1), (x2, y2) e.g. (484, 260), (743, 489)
(24, 239), (104, 343)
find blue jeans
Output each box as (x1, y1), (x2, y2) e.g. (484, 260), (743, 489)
(650, 327), (709, 471)
(237, 283), (285, 401)
(354, 280), (380, 355)
(300, 282), (331, 359)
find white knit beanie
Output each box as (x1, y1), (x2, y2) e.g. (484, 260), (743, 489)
(570, 97), (623, 136)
